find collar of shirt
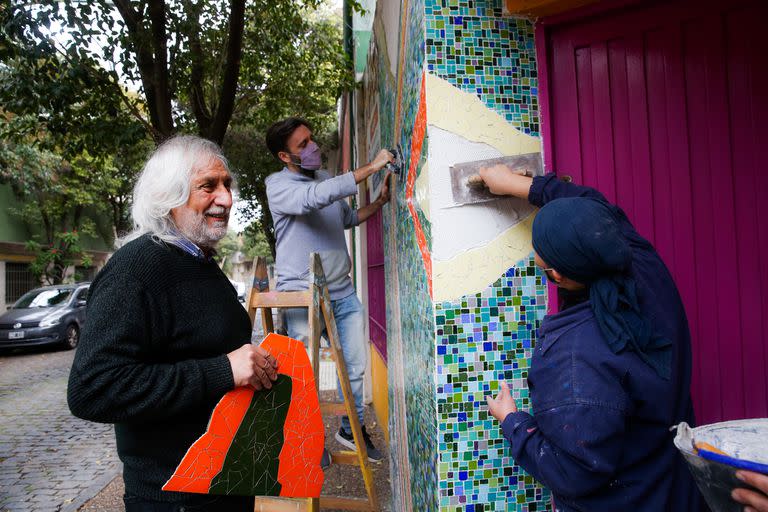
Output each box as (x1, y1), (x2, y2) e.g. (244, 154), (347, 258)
(168, 230), (217, 262)
(538, 301), (593, 355)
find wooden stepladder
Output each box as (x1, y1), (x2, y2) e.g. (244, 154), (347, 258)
(247, 254), (379, 512)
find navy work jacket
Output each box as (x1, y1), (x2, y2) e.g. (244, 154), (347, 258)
(501, 175), (702, 511)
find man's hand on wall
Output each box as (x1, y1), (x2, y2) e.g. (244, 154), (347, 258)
(227, 344), (279, 391)
(370, 149), (395, 172)
(377, 172), (392, 205)
(353, 149), (395, 183)
(486, 380), (518, 422)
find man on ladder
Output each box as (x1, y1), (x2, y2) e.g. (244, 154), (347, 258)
(264, 117), (393, 466)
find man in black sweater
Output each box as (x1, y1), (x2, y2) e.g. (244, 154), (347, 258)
(68, 135), (278, 511)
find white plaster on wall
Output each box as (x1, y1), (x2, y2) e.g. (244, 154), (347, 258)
(428, 126), (535, 260)
(432, 214), (536, 303)
(413, 162), (430, 222)
(425, 72), (543, 302)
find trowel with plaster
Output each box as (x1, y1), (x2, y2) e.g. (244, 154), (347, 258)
(448, 152), (543, 207)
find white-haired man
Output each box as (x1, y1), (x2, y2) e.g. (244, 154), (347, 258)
(68, 135), (276, 511)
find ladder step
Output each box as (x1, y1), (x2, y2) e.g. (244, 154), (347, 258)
(330, 450), (362, 466)
(248, 254), (379, 510)
(320, 402), (347, 416)
(319, 496), (375, 511)
(253, 496), (315, 511)
(250, 291), (312, 308)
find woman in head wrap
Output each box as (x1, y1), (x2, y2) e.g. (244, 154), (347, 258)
(481, 168), (701, 512)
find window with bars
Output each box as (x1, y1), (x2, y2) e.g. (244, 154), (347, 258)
(5, 262), (39, 305)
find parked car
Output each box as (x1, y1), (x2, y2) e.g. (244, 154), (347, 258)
(229, 280), (247, 303)
(0, 282), (90, 351)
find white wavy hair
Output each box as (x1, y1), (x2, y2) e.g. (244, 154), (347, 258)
(119, 134), (229, 247)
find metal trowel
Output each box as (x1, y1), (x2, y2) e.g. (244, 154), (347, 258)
(448, 152), (544, 207)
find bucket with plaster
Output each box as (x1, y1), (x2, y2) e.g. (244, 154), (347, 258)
(674, 419), (768, 512)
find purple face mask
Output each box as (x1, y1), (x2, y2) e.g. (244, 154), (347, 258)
(292, 141), (322, 170)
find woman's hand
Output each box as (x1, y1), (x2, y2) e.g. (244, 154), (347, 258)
(733, 471), (768, 512)
(478, 164), (533, 198)
(486, 380), (518, 422)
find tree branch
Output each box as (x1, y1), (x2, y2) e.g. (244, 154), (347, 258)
(183, 0), (213, 133)
(114, 0), (173, 141)
(147, 0), (173, 138)
(209, 0), (245, 144)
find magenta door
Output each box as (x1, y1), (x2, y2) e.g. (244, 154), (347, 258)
(538, 0), (768, 424)
(366, 195), (387, 362)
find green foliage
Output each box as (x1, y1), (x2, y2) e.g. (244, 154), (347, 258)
(25, 230), (93, 286)
(213, 231), (240, 276)
(0, 12), (152, 241)
(242, 223), (273, 262)
(225, 6), (351, 255)
(0, 115), (132, 284)
(2, 0), (351, 259)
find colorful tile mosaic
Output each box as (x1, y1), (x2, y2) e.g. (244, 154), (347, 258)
(163, 334), (324, 497)
(435, 256), (551, 511)
(359, 0), (546, 509)
(425, 0), (540, 136)
(366, 0), (438, 509)
(384, 179), (437, 511)
(384, 0), (440, 508)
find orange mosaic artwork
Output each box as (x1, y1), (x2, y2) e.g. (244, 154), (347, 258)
(162, 333), (325, 497)
(405, 72), (432, 296)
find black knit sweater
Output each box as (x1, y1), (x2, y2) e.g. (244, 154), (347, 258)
(67, 234), (252, 502)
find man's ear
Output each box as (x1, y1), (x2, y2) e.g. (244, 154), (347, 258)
(277, 150), (292, 165)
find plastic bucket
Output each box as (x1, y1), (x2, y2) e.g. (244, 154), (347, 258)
(674, 419), (768, 512)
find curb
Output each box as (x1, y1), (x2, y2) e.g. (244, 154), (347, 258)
(61, 465), (121, 512)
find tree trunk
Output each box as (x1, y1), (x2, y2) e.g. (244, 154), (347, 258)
(114, 0), (174, 142)
(253, 184), (276, 258)
(206, 0), (246, 145)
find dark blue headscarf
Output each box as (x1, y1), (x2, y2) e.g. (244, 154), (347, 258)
(532, 197), (671, 379)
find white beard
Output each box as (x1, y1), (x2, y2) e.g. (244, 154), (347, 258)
(174, 206), (229, 249)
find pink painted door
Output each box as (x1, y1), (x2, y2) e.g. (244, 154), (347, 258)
(539, 0), (768, 424)
(366, 194), (387, 362)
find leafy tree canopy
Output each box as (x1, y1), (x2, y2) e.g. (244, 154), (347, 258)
(2, 0), (353, 257)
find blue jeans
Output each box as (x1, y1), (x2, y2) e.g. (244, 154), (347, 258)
(283, 293), (366, 433)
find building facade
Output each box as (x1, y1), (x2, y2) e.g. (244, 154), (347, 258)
(338, 0), (766, 509)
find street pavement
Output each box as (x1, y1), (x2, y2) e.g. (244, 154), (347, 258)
(0, 348), (119, 512)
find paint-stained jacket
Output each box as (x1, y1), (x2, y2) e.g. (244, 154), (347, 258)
(501, 174), (701, 512)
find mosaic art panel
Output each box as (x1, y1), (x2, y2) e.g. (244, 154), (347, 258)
(380, 0), (439, 508)
(425, 0), (540, 136)
(435, 256), (551, 511)
(361, 0), (546, 509)
(384, 189), (438, 510)
(374, 29), (396, 151)
(163, 334), (324, 497)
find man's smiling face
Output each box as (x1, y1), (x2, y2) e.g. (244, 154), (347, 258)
(171, 157), (233, 250)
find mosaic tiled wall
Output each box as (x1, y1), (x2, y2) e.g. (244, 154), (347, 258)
(357, 0), (547, 510)
(436, 256), (551, 511)
(425, 2), (550, 510)
(365, 0), (438, 509)
(425, 0), (539, 136)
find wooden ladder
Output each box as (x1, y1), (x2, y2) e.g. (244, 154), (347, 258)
(247, 253), (380, 512)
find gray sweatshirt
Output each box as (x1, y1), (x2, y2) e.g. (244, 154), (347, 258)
(265, 168), (360, 300)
